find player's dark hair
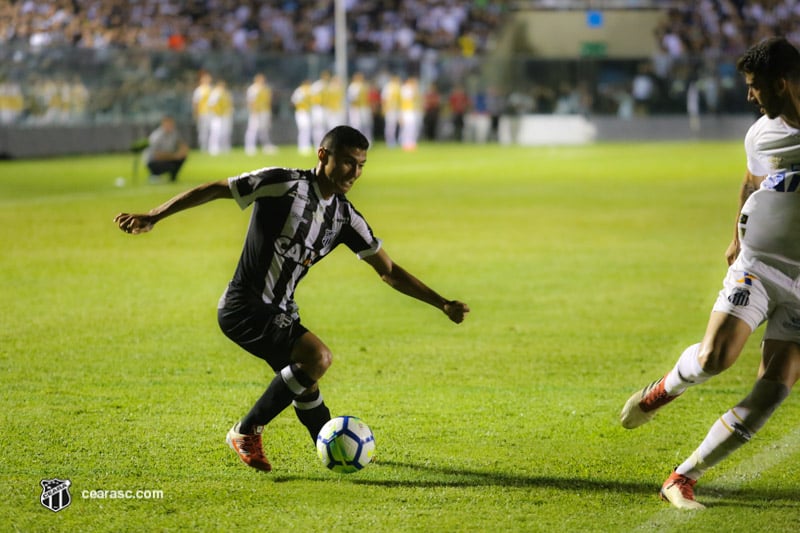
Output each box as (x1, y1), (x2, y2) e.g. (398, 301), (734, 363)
(737, 36), (800, 81)
(320, 126), (369, 152)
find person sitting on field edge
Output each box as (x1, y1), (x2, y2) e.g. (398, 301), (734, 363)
(114, 125), (470, 472)
(146, 116), (189, 183)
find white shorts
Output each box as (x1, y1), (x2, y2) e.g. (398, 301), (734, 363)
(712, 254), (800, 342)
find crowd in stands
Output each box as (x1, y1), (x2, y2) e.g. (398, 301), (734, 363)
(655, 0), (800, 60)
(3, 1), (800, 131)
(0, 0), (504, 58)
(647, 1), (800, 108)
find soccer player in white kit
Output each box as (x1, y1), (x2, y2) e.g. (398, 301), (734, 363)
(620, 37), (800, 509)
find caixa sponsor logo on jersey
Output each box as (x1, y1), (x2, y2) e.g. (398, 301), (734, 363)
(274, 236), (317, 266)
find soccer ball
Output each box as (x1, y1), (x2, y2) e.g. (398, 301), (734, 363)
(316, 416), (375, 473)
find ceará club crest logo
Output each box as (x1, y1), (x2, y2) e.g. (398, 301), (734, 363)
(40, 478), (72, 513)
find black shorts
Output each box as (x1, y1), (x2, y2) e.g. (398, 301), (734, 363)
(217, 292), (308, 373)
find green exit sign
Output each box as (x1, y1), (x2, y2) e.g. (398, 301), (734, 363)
(581, 41), (607, 57)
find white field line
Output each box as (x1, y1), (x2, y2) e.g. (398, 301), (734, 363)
(630, 423), (800, 532)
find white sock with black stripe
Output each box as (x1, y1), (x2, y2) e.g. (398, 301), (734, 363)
(676, 379), (789, 479)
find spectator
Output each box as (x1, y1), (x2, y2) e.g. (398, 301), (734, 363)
(631, 62), (657, 115)
(146, 115), (189, 183)
(448, 85), (470, 142)
(423, 83), (442, 141)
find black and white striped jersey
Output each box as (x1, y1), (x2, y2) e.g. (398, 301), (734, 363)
(222, 166), (381, 314)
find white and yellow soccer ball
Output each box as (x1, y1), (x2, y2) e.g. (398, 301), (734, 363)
(316, 416), (376, 473)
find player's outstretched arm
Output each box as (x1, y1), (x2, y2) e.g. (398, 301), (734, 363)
(114, 179), (232, 234)
(363, 249), (469, 324)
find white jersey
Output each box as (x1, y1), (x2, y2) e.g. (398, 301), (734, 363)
(739, 115), (800, 268)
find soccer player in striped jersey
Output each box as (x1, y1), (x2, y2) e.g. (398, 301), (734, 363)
(620, 37), (800, 509)
(114, 126), (469, 472)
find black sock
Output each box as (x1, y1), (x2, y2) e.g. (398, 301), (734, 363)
(293, 389), (332, 443)
(239, 364), (314, 434)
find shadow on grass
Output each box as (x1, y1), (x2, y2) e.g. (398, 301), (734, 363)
(275, 460), (655, 495)
(699, 485), (800, 509)
(356, 463), (800, 506)
(367, 463), (800, 501)
(354, 460), (654, 493)
(275, 461), (800, 505)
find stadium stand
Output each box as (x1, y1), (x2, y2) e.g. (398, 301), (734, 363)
(0, 1), (796, 156)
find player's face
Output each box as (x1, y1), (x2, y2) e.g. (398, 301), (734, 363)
(321, 146), (367, 195)
(745, 72), (783, 118)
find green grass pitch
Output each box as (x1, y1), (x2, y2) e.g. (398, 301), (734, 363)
(2, 141), (799, 531)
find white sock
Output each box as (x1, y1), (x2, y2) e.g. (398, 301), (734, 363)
(663, 343), (713, 395)
(676, 407), (750, 479)
(675, 379), (789, 480)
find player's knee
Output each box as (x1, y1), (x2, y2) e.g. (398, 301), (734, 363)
(304, 347), (332, 381)
(317, 347), (333, 373)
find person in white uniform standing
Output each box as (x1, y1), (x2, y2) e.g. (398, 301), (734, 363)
(192, 72), (213, 153)
(620, 36), (800, 509)
(244, 74), (277, 155)
(399, 76), (421, 151)
(310, 71), (330, 148)
(208, 79), (233, 156)
(381, 75), (401, 148)
(347, 72), (373, 142)
(291, 79), (313, 155)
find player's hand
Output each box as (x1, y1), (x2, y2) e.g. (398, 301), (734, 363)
(114, 213), (156, 234)
(443, 300), (469, 324)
